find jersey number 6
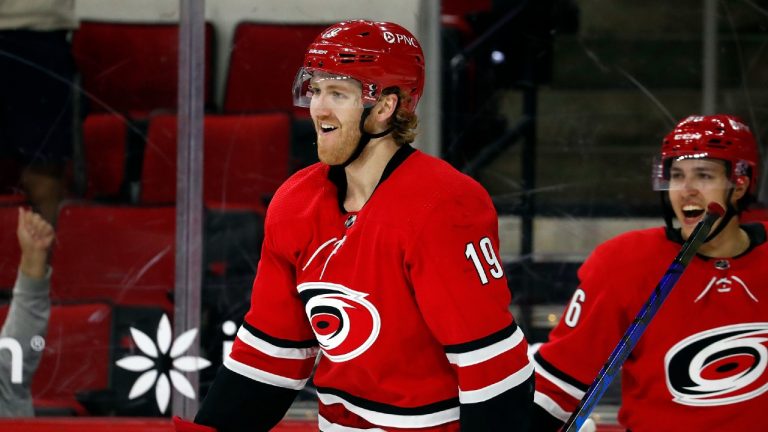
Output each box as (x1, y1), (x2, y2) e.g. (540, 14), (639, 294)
(465, 237), (504, 285)
(564, 288), (586, 327)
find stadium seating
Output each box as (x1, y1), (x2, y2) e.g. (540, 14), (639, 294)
(0, 205), (21, 291)
(223, 23), (327, 116)
(72, 21), (215, 117)
(0, 302), (113, 416)
(0, 158), (23, 194)
(441, 0), (492, 15)
(50, 204), (175, 312)
(82, 113), (129, 200)
(140, 113), (291, 211)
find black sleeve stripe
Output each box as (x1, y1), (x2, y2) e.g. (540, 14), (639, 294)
(443, 322), (518, 354)
(316, 386), (459, 415)
(196, 365), (298, 431)
(533, 351), (590, 392)
(460, 372), (534, 430)
(530, 398), (565, 432)
(242, 320), (317, 349)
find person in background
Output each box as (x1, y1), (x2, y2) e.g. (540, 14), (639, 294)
(530, 115), (768, 432)
(0, 208), (55, 416)
(0, 0), (78, 224)
(175, 19), (533, 431)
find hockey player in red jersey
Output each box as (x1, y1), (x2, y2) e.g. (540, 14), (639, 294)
(530, 114), (768, 432)
(175, 20), (533, 432)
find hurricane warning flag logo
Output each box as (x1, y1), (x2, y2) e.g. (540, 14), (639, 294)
(298, 282), (380, 363)
(665, 323), (768, 406)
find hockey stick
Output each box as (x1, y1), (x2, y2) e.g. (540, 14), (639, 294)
(561, 202), (725, 432)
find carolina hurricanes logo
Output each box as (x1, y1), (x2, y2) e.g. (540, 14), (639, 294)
(322, 27), (342, 39)
(297, 282), (381, 363)
(665, 323), (768, 406)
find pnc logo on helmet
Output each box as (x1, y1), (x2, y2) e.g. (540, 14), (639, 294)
(382, 31), (418, 47)
(297, 282), (381, 362)
(665, 323), (768, 406)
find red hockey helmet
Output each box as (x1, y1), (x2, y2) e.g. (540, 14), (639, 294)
(292, 20), (425, 112)
(654, 114), (760, 198)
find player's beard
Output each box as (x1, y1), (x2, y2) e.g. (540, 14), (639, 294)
(316, 122), (362, 166)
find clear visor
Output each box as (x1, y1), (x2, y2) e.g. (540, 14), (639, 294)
(292, 68), (373, 110)
(652, 155), (735, 191)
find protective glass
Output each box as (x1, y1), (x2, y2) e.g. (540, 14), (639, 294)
(652, 155), (735, 191)
(292, 68), (372, 110)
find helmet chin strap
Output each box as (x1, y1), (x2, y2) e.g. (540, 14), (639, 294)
(702, 188), (736, 242)
(338, 107), (393, 168)
(661, 188), (737, 243)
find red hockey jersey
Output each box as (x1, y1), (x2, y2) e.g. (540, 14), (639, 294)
(533, 223), (768, 432)
(227, 146), (531, 430)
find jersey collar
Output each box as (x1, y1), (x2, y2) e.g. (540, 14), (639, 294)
(665, 222), (767, 258)
(328, 144), (416, 213)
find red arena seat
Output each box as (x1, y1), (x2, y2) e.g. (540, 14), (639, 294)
(0, 303), (113, 416)
(223, 23), (327, 117)
(141, 113), (290, 211)
(82, 113), (129, 199)
(50, 204), (175, 311)
(0, 206), (21, 291)
(72, 21), (214, 117)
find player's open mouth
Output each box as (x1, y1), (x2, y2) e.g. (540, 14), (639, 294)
(682, 204), (705, 219)
(320, 123), (338, 134)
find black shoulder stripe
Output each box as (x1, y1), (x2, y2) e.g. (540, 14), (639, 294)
(242, 320), (317, 349)
(443, 322), (518, 354)
(316, 386), (458, 415)
(533, 351), (589, 392)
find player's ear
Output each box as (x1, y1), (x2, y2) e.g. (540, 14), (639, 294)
(375, 93), (398, 120)
(732, 176), (749, 201)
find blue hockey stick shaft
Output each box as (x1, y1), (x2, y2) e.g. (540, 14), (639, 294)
(562, 202), (725, 432)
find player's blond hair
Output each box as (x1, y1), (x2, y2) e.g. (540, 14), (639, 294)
(383, 88), (418, 146)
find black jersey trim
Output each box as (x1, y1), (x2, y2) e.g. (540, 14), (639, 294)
(461, 373), (534, 430)
(533, 351), (589, 392)
(738, 222), (767, 256)
(667, 222), (767, 259)
(195, 366), (297, 431)
(328, 144), (416, 213)
(443, 322), (519, 354)
(242, 321), (317, 349)
(665, 226), (684, 244)
(329, 164), (347, 213)
(316, 386), (459, 415)
(379, 144), (416, 184)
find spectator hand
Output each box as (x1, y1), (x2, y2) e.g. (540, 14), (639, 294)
(17, 207), (55, 279)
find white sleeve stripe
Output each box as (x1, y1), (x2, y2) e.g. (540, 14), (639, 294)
(531, 356), (586, 400)
(223, 356), (308, 390)
(458, 361), (534, 404)
(318, 415), (387, 432)
(534, 391), (571, 422)
(237, 326), (319, 360)
(446, 327), (525, 367)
